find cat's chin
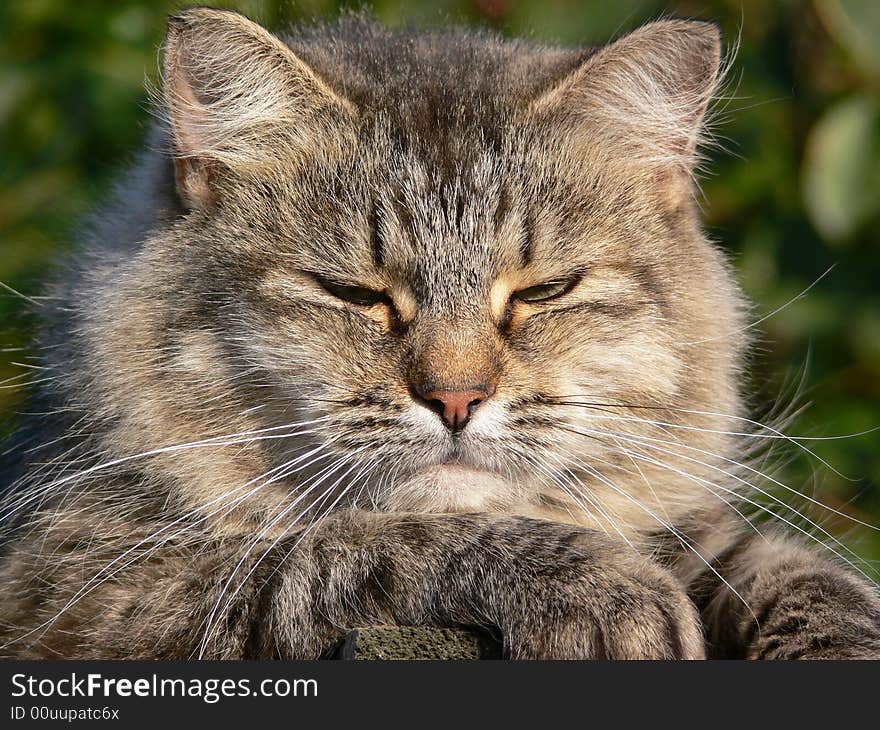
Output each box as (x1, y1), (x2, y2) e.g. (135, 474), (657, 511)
(380, 464), (515, 513)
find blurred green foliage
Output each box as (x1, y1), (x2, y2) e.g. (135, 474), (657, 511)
(1, 1), (878, 561)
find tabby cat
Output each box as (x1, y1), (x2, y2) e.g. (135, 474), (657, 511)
(1, 8), (878, 659)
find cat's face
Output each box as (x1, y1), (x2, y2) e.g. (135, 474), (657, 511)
(206, 132), (692, 514)
(135, 10), (745, 527)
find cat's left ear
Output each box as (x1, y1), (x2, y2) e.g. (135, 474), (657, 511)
(530, 20), (722, 195)
(161, 7), (355, 208)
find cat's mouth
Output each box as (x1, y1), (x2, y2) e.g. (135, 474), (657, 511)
(385, 462), (514, 513)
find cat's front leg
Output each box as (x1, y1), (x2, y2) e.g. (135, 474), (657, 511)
(695, 534), (880, 659)
(272, 511), (706, 659)
(0, 511), (704, 658)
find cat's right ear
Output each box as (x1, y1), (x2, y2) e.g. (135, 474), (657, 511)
(161, 7), (355, 208)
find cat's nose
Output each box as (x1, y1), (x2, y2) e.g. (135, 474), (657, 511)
(415, 387), (491, 432)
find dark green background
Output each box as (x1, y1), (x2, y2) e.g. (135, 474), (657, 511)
(1, 1), (878, 565)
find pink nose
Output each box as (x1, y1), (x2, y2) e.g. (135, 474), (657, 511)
(418, 389), (489, 431)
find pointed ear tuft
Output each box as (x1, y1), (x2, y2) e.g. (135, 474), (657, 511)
(161, 7), (353, 207)
(531, 20), (723, 179)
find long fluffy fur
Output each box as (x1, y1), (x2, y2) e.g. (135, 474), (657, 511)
(0, 9), (877, 659)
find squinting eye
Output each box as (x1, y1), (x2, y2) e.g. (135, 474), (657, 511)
(513, 276), (580, 303)
(316, 276), (390, 307)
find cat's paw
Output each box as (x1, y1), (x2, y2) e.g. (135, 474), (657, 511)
(744, 565), (880, 660)
(501, 537), (705, 659)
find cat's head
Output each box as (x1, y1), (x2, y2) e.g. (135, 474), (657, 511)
(97, 9), (746, 532)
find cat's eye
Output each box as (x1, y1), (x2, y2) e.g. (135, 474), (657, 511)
(316, 277), (390, 307)
(513, 276), (580, 303)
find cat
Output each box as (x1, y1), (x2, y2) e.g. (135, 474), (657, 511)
(0, 7), (877, 659)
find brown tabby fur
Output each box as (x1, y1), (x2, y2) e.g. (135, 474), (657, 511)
(0, 8), (877, 659)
